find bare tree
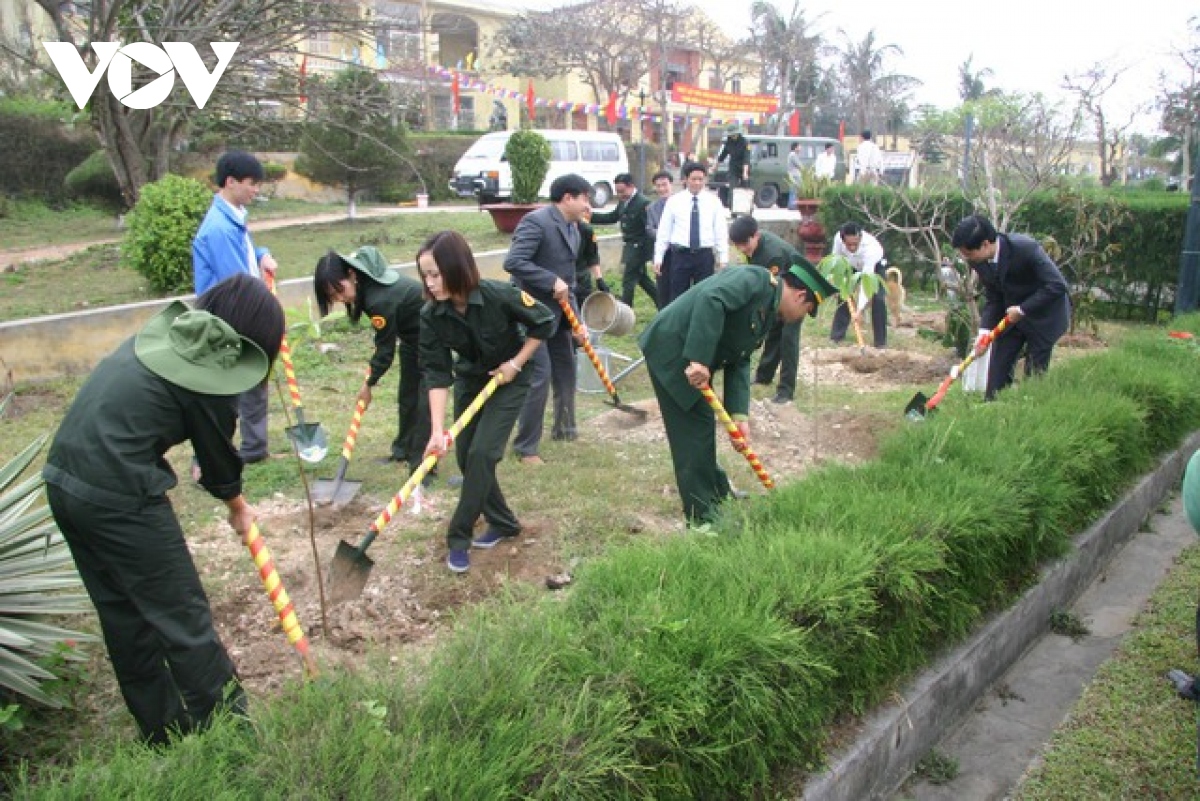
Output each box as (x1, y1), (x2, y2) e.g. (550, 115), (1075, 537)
(688, 16), (743, 92)
(29, 0), (370, 207)
(1063, 61), (1142, 187)
(1158, 16), (1200, 187)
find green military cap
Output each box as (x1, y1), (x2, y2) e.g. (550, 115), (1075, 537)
(787, 262), (839, 317)
(343, 245), (400, 285)
(135, 301), (268, 396)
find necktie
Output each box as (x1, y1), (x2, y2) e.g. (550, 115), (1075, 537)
(689, 196), (701, 250)
(567, 223), (579, 254)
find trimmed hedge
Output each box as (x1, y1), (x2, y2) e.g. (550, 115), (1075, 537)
(17, 321), (1200, 799)
(0, 98), (95, 205)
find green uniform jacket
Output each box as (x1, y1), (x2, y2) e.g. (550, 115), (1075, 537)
(419, 279), (556, 387)
(638, 267), (782, 415)
(356, 273), (427, 387)
(43, 339), (243, 509)
(592, 191), (652, 260)
(576, 221), (600, 271)
(748, 230), (812, 275)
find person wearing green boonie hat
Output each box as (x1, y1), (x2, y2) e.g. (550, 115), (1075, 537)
(41, 273), (285, 747)
(638, 262), (833, 524)
(313, 246), (432, 478)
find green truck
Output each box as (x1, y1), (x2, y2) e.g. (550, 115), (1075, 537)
(711, 134), (846, 208)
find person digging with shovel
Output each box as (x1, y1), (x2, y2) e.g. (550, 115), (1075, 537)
(639, 261), (837, 525)
(314, 245), (433, 484)
(418, 231), (556, 573)
(41, 273), (285, 747)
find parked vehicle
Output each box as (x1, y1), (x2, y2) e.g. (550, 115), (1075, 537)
(711, 134), (845, 209)
(449, 129), (629, 207)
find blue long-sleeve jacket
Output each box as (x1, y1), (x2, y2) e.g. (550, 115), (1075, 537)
(192, 196), (270, 294)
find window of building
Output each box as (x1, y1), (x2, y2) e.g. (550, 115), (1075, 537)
(730, 77), (742, 94)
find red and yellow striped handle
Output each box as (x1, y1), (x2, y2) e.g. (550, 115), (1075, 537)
(367, 375), (502, 536)
(243, 521), (318, 677)
(925, 317), (1010, 411)
(264, 273), (306, 413)
(340, 398), (367, 461)
(699, 383), (775, 490)
(557, 297), (623, 402)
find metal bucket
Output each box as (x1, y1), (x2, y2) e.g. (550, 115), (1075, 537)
(581, 292), (636, 337)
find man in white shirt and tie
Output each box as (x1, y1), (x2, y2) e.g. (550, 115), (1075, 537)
(652, 161), (729, 305)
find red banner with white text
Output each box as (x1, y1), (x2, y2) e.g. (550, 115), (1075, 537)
(670, 83), (778, 114)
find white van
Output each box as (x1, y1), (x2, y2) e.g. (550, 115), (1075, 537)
(449, 129), (629, 207)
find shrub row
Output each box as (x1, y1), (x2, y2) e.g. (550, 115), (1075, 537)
(0, 98), (94, 205)
(20, 321), (1200, 799)
(820, 186), (1189, 321)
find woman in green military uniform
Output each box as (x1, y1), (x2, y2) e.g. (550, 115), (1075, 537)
(639, 262), (837, 524)
(416, 231), (556, 573)
(314, 246), (431, 476)
(42, 273), (285, 746)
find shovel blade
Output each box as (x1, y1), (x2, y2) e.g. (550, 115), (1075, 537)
(904, 392), (929, 422)
(312, 479), (363, 508)
(327, 539), (375, 604)
(606, 398), (649, 421)
(287, 422), (328, 463)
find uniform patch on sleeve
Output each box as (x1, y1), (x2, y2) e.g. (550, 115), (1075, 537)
(371, 315), (387, 330)
(520, 291), (536, 307)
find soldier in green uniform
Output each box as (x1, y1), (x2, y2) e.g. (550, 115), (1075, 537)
(313, 246), (431, 477)
(572, 207), (611, 309)
(590, 173), (659, 310)
(42, 273), (285, 746)
(417, 231), (556, 573)
(729, 216), (814, 405)
(639, 262), (837, 524)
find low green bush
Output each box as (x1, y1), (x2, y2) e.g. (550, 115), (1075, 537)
(0, 97), (94, 205)
(63, 150), (124, 209)
(120, 174), (211, 293)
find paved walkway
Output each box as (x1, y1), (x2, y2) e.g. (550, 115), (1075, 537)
(0, 204), (468, 271)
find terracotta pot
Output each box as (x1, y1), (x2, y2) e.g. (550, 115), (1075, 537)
(482, 203), (542, 234)
(796, 204), (827, 262)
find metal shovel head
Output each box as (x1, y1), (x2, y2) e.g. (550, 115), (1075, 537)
(328, 539), (375, 604)
(312, 478), (362, 508)
(904, 392), (930, 422)
(606, 397), (649, 420)
(286, 422), (328, 463)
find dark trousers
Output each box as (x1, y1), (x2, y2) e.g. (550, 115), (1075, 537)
(237, 381), (268, 461)
(649, 370), (730, 524)
(46, 485), (245, 745)
(756, 318), (801, 398)
(830, 284), (888, 348)
(667, 247), (715, 304)
(656, 251), (675, 308)
(393, 341), (432, 472)
(620, 242), (659, 310)
(512, 320), (577, 456)
(447, 375), (527, 550)
(985, 320), (1064, 400)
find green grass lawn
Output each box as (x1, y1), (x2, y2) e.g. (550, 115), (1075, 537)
(0, 209), (510, 322)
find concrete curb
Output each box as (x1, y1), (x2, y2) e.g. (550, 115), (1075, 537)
(801, 431), (1200, 801)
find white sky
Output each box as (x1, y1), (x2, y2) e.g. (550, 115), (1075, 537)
(496, 0), (1197, 134)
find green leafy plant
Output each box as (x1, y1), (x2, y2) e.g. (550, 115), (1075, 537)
(120, 173), (211, 293)
(790, 165), (830, 200)
(817, 252), (882, 349)
(504, 129), (550, 205)
(0, 430), (94, 708)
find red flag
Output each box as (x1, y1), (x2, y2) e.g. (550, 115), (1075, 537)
(605, 91), (617, 126)
(451, 70), (461, 116)
(298, 55), (307, 104)
(526, 80), (535, 120)
(838, 120), (845, 142)
(788, 108), (800, 136)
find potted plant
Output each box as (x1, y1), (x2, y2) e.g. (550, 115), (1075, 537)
(791, 166), (831, 260)
(482, 128), (551, 233)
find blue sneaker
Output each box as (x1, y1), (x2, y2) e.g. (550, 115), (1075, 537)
(471, 529), (512, 549)
(446, 549), (470, 573)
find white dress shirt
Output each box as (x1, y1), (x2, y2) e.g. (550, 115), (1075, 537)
(855, 139), (883, 177)
(653, 188), (729, 266)
(814, 151), (837, 180)
(833, 229), (885, 310)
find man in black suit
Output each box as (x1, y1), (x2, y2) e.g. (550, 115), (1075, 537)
(951, 215), (1071, 400)
(505, 173), (593, 463)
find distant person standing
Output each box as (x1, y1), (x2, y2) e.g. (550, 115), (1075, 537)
(854, 130), (883, 185)
(951, 214), (1071, 400)
(645, 170), (675, 307)
(504, 173), (592, 464)
(716, 123), (750, 189)
(786, 142), (805, 210)
(590, 173), (659, 310)
(192, 150), (278, 465)
(814, 142), (837, 181)
(652, 161), (729, 304)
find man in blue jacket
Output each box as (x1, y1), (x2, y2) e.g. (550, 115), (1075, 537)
(192, 150), (278, 463)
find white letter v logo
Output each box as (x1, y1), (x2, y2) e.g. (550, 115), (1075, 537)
(43, 42), (121, 109)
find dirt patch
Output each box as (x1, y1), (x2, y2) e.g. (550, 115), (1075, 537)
(800, 346), (953, 393)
